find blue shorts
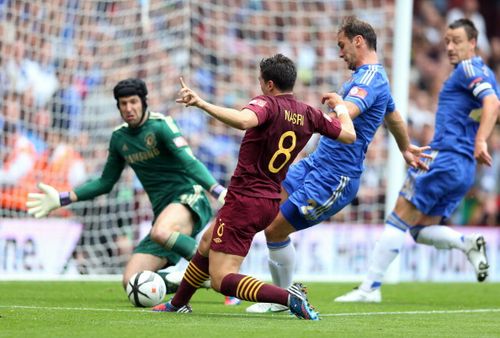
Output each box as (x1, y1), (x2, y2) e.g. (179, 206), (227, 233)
(281, 157), (360, 231)
(400, 150), (475, 218)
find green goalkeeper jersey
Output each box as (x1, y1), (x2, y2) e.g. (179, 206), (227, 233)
(74, 111), (217, 217)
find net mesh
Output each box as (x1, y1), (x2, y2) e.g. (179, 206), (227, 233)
(0, 0), (395, 274)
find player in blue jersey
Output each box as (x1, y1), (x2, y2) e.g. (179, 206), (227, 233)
(246, 16), (432, 313)
(334, 18), (499, 303)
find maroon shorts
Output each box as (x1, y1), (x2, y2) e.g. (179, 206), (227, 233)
(210, 190), (279, 257)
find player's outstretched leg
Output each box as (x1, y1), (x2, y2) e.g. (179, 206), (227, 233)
(414, 226), (490, 282)
(165, 269), (240, 305)
(165, 269), (211, 289)
(464, 233), (489, 282)
(221, 273), (319, 320)
(246, 238), (294, 313)
(152, 251), (209, 313)
(335, 213), (407, 303)
(287, 283), (320, 320)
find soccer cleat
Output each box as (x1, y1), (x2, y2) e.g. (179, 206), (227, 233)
(464, 234), (489, 282)
(287, 283), (320, 320)
(245, 302), (289, 313)
(152, 300), (192, 313)
(224, 296), (242, 306)
(165, 270), (211, 289)
(334, 287), (382, 303)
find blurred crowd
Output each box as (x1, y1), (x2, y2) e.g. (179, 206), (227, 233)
(0, 0), (498, 255)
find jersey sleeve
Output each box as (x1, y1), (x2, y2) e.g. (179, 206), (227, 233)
(459, 62), (496, 101)
(386, 94), (396, 114)
(243, 95), (272, 125)
(344, 82), (377, 114)
(74, 134), (125, 201)
(313, 108), (342, 139)
(159, 115), (218, 191)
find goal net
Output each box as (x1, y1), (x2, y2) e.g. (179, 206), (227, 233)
(0, 0), (395, 275)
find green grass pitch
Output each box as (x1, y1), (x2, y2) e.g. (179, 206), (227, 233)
(1, 281), (499, 338)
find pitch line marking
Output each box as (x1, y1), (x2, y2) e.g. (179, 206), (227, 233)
(1, 305), (500, 317)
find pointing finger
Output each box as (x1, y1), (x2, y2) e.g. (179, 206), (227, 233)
(179, 77), (187, 88)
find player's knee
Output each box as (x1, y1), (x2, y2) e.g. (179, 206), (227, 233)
(196, 235), (211, 257)
(208, 271), (223, 292)
(265, 226), (291, 243)
(150, 226), (173, 245)
(409, 225), (425, 242)
(264, 214), (292, 242)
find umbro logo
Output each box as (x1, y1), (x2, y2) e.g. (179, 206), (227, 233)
(213, 238), (222, 244)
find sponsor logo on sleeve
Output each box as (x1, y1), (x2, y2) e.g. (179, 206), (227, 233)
(173, 136), (188, 148)
(248, 99), (267, 107)
(467, 77), (483, 89)
(348, 86), (367, 99)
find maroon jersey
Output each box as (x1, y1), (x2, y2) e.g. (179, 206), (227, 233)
(228, 94), (342, 199)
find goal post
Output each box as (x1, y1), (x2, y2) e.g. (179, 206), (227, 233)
(1, 0), (398, 278)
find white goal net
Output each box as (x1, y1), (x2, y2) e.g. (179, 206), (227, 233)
(1, 0), (395, 275)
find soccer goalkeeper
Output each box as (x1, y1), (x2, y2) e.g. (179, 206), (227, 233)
(26, 78), (226, 297)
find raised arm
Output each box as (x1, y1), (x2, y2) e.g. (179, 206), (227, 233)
(384, 110), (431, 170)
(176, 77), (258, 130)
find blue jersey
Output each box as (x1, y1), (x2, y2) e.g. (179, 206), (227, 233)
(430, 57), (499, 159)
(310, 64), (394, 178)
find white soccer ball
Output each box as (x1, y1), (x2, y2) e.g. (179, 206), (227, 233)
(126, 270), (166, 307)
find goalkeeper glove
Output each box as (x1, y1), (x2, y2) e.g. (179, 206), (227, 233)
(209, 184), (227, 205)
(26, 183), (72, 218)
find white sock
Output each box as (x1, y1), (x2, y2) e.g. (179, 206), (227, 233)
(267, 238), (295, 288)
(415, 225), (465, 251)
(360, 224), (407, 291)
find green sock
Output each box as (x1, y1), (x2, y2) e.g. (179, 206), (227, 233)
(164, 232), (197, 260)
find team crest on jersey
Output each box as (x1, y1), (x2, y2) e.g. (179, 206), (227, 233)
(249, 98), (267, 107)
(144, 133), (157, 148)
(348, 86), (367, 99)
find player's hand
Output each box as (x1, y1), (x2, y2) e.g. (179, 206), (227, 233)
(474, 140), (492, 166)
(26, 183), (62, 218)
(321, 92), (344, 108)
(176, 77), (202, 108)
(402, 144), (432, 170)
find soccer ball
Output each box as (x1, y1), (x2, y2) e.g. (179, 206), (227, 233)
(126, 270), (166, 307)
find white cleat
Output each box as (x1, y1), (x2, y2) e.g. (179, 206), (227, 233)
(334, 287), (382, 303)
(165, 270), (211, 289)
(464, 233), (489, 282)
(245, 302), (289, 313)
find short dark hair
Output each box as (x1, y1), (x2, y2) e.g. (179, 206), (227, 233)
(338, 16), (377, 51)
(259, 54), (297, 92)
(448, 18), (478, 41)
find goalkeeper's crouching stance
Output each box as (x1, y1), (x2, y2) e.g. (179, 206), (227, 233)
(26, 78), (226, 303)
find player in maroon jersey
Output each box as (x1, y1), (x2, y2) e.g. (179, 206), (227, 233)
(153, 54), (356, 319)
